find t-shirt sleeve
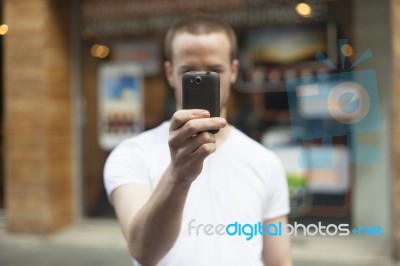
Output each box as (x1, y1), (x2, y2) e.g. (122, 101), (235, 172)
(263, 152), (290, 220)
(103, 139), (151, 204)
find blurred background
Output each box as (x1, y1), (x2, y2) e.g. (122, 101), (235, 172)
(0, 0), (399, 265)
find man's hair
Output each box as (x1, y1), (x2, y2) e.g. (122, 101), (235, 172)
(164, 14), (238, 62)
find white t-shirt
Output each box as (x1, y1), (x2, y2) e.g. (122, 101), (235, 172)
(104, 121), (290, 266)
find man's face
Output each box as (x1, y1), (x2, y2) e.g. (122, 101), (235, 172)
(165, 32), (239, 114)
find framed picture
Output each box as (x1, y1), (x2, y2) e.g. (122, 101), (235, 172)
(98, 63), (144, 150)
(237, 22), (338, 94)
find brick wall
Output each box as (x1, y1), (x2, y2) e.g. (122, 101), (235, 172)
(393, 0), (400, 259)
(4, 0), (75, 234)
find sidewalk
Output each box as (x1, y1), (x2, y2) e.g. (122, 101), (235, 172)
(291, 233), (396, 266)
(0, 219), (131, 266)
(0, 218), (397, 266)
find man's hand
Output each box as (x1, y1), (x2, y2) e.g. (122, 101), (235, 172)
(168, 109), (226, 182)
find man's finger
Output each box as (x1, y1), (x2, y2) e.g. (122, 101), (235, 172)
(180, 117), (226, 139)
(184, 132), (216, 154)
(170, 109), (210, 131)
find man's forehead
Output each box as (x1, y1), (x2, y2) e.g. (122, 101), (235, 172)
(173, 32), (229, 47)
(171, 32), (231, 58)
(173, 30), (228, 38)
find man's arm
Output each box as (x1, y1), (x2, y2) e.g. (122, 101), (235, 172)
(262, 215), (292, 266)
(111, 109), (226, 266)
(112, 168), (191, 266)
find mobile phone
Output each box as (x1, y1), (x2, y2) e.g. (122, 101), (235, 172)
(182, 71), (220, 134)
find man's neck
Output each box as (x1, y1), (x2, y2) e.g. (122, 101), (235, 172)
(215, 107), (231, 148)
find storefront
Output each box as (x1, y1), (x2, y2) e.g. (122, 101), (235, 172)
(2, 0), (400, 259)
(80, 0), (355, 218)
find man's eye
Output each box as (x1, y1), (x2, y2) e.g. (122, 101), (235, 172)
(180, 69), (193, 75)
(210, 69), (223, 74)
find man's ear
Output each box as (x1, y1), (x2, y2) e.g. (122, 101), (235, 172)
(164, 61), (175, 89)
(230, 59), (240, 84)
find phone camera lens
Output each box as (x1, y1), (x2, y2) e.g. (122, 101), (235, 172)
(195, 76), (202, 84)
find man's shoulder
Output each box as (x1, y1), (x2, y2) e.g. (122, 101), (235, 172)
(108, 122), (169, 161)
(118, 121), (169, 148)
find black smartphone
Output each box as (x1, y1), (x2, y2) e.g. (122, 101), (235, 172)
(182, 71), (220, 134)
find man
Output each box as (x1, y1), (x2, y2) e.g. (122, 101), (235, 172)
(104, 14), (292, 266)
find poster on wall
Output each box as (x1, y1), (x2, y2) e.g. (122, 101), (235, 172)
(112, 41), (160, 76)
(98, 63), (143, 150)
